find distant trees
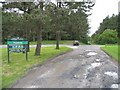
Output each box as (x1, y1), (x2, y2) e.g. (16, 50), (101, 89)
(2, 12), (22, 42)
(95, 15), (118, 35)
(91, 14), (118, 44)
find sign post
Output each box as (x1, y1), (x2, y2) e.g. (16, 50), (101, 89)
(7, 44), (10, 63)
(7, 40), (29, 63)
(26, 48), (28, 61)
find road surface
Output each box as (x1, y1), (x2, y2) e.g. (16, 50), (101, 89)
(12, 45), (119, 88)
(0, 44), (78, 49)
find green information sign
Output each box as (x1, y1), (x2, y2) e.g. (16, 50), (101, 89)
(7, 41), (28, 44)
(7, 40), (29, 63)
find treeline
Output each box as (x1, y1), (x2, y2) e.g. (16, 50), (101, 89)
(2, 1), (94, 55)
(91, 14), (118, 44)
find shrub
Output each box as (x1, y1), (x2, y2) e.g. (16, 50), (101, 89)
(97, 29), (118, 44)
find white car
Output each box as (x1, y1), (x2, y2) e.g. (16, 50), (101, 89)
(73, 40), (80, 46)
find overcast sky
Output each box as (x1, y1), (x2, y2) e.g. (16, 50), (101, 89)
(88, 0), (120, 36)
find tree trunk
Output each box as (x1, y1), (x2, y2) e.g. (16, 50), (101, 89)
(46, 32), (48, 40)
(35, 2), (43, 56)
(56, 31), (60, 49)
(56, 2), (61, 49)
(35, 30), (42, 56)
(32, 34), (35, 42)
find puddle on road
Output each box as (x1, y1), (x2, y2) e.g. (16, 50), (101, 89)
(67, 46), (79, 49)
(84, 62), (102, 79)
(83, 74), (87, 79)
(104, 72), (118, 79)
(88, 63), (101, 69)
(86, 50), (92, 52)
(96, 59), (100, 62)
(111, 84), (118, 88)
(87, 52), (97, 56)
(25, 85), (38, 88)
(91, 63), (101, 68)
(74, 75), (80, 79)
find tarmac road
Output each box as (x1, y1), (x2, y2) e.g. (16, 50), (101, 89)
(12, 45), (119, 88)
(0, 44), (78, 48)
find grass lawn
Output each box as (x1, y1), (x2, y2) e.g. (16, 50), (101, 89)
(1, 46), (72, 88)
(101, 45), (119, 62)
(30, 40), (86, 45)
(30, 40), (74, 45)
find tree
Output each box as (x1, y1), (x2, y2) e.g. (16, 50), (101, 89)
(48, 2), (67, 49)
(96, 29), (118, 44)
(50, 1), (94, 47)
(92, 14), (118, 44)
(2, 1), (95, 55)
(94, 15), (118, 35)
(2, 12), (20, 42)
(2, 2), (47, 55)
(61, 2), (91, 43)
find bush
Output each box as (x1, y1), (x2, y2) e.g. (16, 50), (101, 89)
(97, 29), (118, 44)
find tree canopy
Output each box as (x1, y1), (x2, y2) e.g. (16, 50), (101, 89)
(2, 1), (94, 55)
(91, 14), (118, 44)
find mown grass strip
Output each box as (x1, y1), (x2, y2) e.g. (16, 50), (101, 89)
(30, 40), (74, 45)
(30, 40), (86, 45)
(101, 45), (119, 62)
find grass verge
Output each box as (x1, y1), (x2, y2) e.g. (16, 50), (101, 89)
(30, 40), (73, 45)
(101, 45), (119, 62)
(2, 46), (72, 88)
(30, 40), (86, 45)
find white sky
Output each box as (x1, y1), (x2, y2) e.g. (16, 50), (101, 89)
(88, 0), (120, 36)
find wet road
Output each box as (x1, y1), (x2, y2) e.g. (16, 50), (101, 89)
(12, 45), (118, 88)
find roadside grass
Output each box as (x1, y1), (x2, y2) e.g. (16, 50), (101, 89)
(2, 46), (72, 88)
(30, 40), (86, 45)
(30, 40), (73, 45)
(101, 45), (119, 62)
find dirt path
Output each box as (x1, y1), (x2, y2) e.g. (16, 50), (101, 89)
(12, 45), (118, 88)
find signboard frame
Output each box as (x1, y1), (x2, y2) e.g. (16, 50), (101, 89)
(7, 40), (29, 63)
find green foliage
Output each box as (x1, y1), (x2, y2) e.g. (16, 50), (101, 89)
(2, 12), (21, 42)
(91, 15), (118, 44)
(2, 1), (94, 54)
(30, 40), (74, 45)
(95, 29), (118, 45)
(2, 2), (94, 44)
(95, 15), (118, 35)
